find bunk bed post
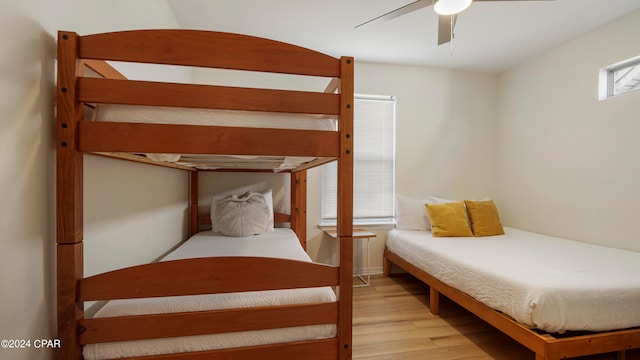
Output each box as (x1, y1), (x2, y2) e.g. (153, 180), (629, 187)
(337, 56), (355, 360)
(190, 170), (198, 236)
(291, 170), (307, 249)
(56, 31), (84, 360)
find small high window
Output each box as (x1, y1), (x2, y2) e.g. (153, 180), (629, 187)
(599, 55), (640, 100)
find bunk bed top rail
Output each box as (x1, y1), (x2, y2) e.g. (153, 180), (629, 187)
(74, 29), (340, 77)
(58, 30), (350, 171)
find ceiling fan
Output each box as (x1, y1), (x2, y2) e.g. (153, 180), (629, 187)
(356, 0), (553, 45)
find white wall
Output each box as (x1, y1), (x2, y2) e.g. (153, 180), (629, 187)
(316, 62), (499, 273)
(192, 62), (498, 273)
(197, 172), (291, 217)
(354, 62), (499, 200)
(0, 2), (189, 359)
(496, 10), (640, 252)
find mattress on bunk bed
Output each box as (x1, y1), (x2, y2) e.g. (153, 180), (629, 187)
(83, 228), (337, 360)
(386, 227), (640, 333)
(91, 104), (336, 166)
(92, 104), (338, 130)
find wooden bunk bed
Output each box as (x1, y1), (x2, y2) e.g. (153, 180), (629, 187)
(56, 29), (354, 360)
(383, 230), (640, 360)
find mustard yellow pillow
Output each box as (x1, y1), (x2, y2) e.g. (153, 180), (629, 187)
(425, 202), (473, 237)
(464, 200), (505, 237)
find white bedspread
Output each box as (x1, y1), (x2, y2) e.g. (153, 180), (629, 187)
(386, 227), (640, 333)
(83, 229), (336, 360)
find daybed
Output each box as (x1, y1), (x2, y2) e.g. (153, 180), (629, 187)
(384, 198), (640, 360)
(56, 29), (354, 360)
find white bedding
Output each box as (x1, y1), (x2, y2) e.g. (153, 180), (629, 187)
(386, 227), (640, 333)
(83, 229), (337, 360)
(93, 104), (338, 131)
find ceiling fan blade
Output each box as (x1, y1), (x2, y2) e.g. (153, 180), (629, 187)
(437, 14), (457, 45)
(355, 0), (431, 28)
(436, 0), (552, 45)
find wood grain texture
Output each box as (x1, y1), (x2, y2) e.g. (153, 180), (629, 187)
(291, 171), (308, 248)
(274, 212), (292, 224)
(383, 249), (640, 360)
(56, 31), (84, 245)
(337, 56), (355, 360)
(78, 257), (339, 301)
(79, 77), (340, 115)
(189, 172), (198, 236)
(80, 302), (338, 344)
(56, 31), (84, 360)
(353, 275), (640, 360)
(197, 212), (290, 227)
(82, 59), (127, 80)
(57, 28), (354, 360)
(78, 121), (340, 157)
(56, 243), (84, 360)
(80, 29), (340, 77)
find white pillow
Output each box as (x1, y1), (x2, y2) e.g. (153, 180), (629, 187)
(426, 196), (455, 204)
(211, 189), (274, 232)
(396, 195), (431, 231)
(214, 192), (270, 237)
(428, 196), (490, 203)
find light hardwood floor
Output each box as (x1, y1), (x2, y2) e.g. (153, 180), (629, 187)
(352, 275), (640, 360)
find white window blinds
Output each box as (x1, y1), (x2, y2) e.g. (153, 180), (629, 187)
(321, 94), (396, 224)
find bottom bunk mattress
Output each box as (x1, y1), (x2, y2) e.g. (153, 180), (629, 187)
(386, 227), (640, 333)
(83, 229), (336, 360)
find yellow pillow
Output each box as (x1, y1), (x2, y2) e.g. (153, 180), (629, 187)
(464, 200), (505, 237)
(425, 202), (473, 237)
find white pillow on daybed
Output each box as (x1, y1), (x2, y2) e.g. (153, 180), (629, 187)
(395, 195), (470, 231)
(395, 195), (431, 231)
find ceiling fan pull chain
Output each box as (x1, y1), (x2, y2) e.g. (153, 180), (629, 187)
(450, 15), (455, 56)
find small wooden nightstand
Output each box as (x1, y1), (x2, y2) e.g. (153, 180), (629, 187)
(324, 229), (376, 287)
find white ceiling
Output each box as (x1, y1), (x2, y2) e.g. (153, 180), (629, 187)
(167, 0), (640, 73)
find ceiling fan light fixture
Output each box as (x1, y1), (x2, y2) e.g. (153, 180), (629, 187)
(434, 0), (473, 15)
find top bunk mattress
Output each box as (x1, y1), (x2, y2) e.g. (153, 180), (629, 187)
(92, 104), (338, 131)
(386, 227), (640, 333)
(90, 104), (337, 170)
(83, 229), (336, 360)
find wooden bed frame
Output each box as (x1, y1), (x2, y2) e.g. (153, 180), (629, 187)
(384, 247), (640, 360)
(56, 30), (354, 360)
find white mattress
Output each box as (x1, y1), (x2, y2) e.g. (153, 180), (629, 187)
(83, 229), (336, 360)
(386, 227), (640, 333)
(93, 104), (338, 130)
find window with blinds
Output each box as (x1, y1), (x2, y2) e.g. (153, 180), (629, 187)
(321, 94), (396, 225)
